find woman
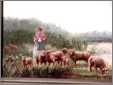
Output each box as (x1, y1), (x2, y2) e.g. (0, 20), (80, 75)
(33, 26), (47, 51)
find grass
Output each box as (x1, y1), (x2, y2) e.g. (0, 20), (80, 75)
(73, 67), (96, 76)
(76, 61), (87, 65)
(3, 43), (112, 81)
(2, 55), (112, 81)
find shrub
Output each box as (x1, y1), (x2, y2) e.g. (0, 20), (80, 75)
(88, 47), (97, 54)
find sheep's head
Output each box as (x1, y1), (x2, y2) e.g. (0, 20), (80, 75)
(61, 48), (68, 54)
(102, 67), (109, 74)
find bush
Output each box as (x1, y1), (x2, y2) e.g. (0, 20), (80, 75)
(3, 55), (23, 77)
(4, 30), (34, 45)
(88, 47), (97, 54)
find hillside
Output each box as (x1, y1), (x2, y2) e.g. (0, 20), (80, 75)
(76, 31), (112, 42)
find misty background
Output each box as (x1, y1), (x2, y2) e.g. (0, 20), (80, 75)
(4, 1), (112, 33)
(3, 1), (112, 53)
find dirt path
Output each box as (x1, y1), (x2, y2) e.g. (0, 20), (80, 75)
(87, 42), (112, 66)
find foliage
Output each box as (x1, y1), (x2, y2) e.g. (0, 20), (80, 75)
(3, 55), (73, 78)
(4, 18), (88, 51)
(31, 62), (72, 77)
(88, 47), (97, 55)
(4, 30), (34, 45)
(3, 55), (112, 80)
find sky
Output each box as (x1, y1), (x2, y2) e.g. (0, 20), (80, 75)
(4, 1), (112, 33)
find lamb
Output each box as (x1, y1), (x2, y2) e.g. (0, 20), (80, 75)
(68, 49), (91, 64)
(22, 56), (33, 67)
(88, 56), (109, 74)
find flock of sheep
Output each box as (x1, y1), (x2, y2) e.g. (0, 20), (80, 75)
(4, 43), (110, 75)
(23, 48), (109, 75)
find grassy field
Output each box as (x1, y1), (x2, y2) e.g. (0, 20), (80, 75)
(3, 42), (112, 82)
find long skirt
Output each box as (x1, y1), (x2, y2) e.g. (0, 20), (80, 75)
(34, 40), (45, 50)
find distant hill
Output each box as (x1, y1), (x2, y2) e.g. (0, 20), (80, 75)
(4, 18), (72, 40)
(78, 31), (112, 42)
(81, 31), (112, 38)
(4, 18), (112, 42)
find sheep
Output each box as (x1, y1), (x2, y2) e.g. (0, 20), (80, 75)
(68, 49), (91, 64)
(88, 56), (109, 74)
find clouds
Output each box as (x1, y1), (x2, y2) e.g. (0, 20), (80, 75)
(4, 1), (112, 33)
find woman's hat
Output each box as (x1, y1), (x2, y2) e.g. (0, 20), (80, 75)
(37, 26), (43, 31)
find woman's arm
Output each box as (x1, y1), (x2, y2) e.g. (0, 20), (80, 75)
(43, 33), (47, 40)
